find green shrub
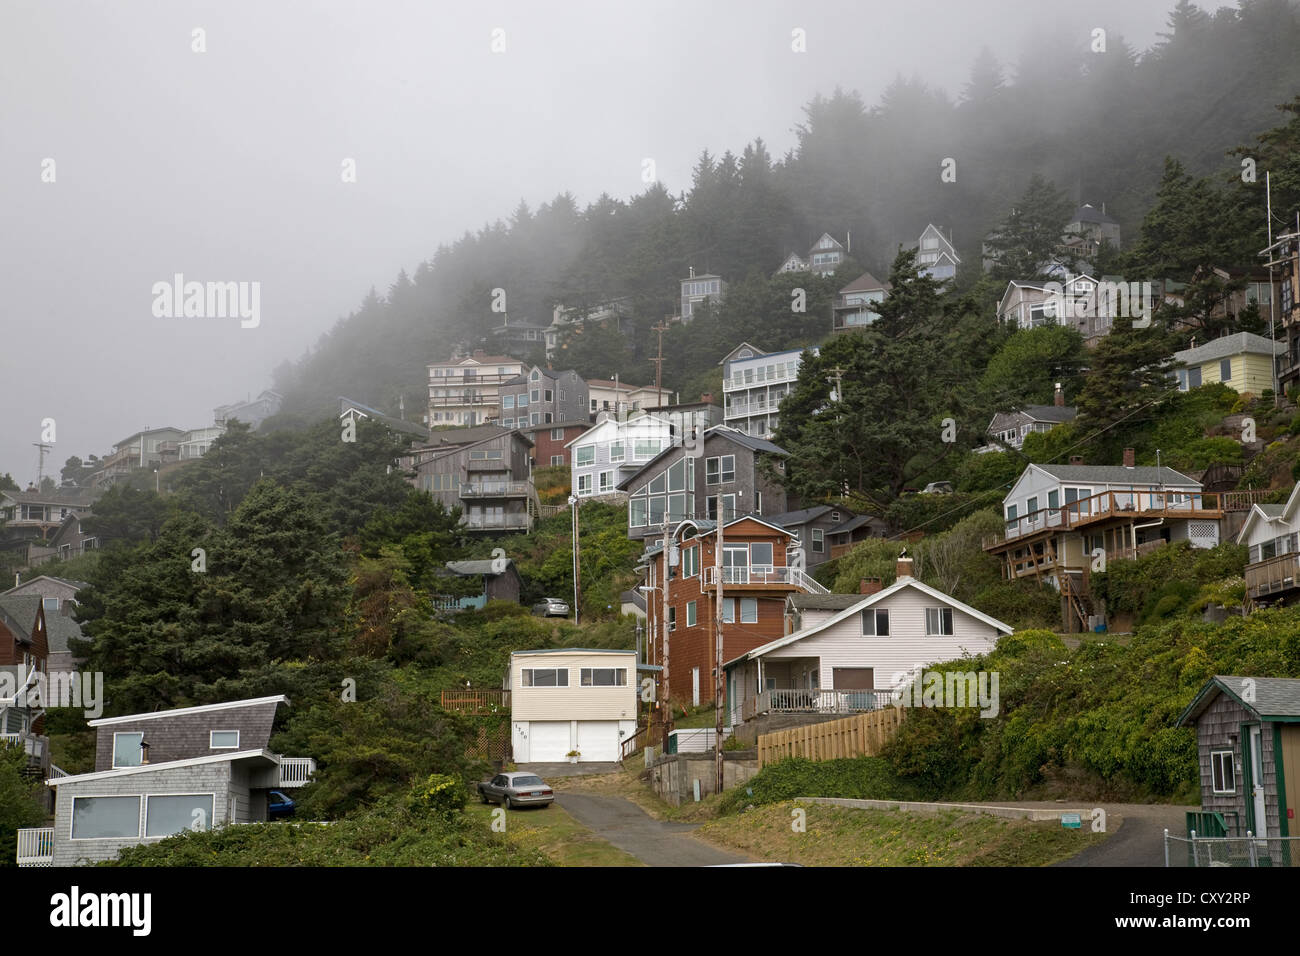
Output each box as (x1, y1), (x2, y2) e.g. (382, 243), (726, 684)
(408, 773), (468, 822)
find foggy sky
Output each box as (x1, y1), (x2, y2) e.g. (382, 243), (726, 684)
(0, 0), (1174, 484)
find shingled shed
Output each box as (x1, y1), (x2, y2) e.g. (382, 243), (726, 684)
(1177, 675), (1300, 842)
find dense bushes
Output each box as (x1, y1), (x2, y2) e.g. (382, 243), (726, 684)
(717, 756), (924, 814)
(1090, 541), (1247, 620)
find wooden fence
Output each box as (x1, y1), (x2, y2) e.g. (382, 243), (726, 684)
(756, 708), (903, 769)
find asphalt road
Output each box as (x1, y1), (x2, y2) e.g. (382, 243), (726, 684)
(555, 792), (752, 867)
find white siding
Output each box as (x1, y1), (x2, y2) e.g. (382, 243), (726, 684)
(510, 651), (638, 721)
(763, 587), (1002, 689)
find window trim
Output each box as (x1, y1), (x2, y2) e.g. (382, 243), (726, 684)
(144, 792), (216, 838)
(112, 731), (144, 769)
(1210, 749), (1236, 794)
(579, 667), (627, 687)
(686, 600), (697, 627)
(70, 794), (143, 841)
(209, 730), (240, 750)
(861, 608), (890, 636)
(521, 667), (570, 688)
(925, 606), (955, 636)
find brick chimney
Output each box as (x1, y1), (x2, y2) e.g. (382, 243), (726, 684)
(1069, 455), (1084, 466)
(859, 577), (883, 595)
(896, 553), (914, 581)
(1123, 447), (1135, 468)
(700, 392), (713, 405)
(1054, 382), (1065, 407)
(473, 349), (486, 359)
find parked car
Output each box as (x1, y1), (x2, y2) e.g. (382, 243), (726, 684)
(532, 597), (570, 617)
(267, 789), (296, 819)
(477, 772), (555, 809)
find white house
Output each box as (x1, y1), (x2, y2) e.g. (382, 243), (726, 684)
(567, 414), (674, 498)
(509, 649), (639, 762)
(1237, 483), (1300, 606)
(915, 224), (960, 281)
(985, 459), (1218, 590)
(724, 556), (1012, 726)
(720, 342), (814, 439)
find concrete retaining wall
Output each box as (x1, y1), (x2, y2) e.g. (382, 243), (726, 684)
(649, 751), (759, 806)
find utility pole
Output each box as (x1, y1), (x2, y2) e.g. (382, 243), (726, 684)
(661, 520), (672, 750)
(32, 442), (52, 488)
(714, 505), (725, 794)
(569, 495), (580, 625)
(1268, 172), (1279, 408)
(826, 367), (847, 403)
(651, 320), (669, 396)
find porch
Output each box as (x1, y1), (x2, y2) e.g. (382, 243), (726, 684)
(1245, 552), (1300, 603)
(703, 565), (829, 594)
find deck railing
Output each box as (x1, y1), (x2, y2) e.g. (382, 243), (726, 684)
(702, 565), (829, 594)
(438, 689), (511, 714)
(459, 481), (532, 498)
(984, 488), (1233, 549)
(278, 757), (316, 788)
(749, 687), (899, 716)
(1245, 552), (1300, 600)
(16, 828), (53, 866)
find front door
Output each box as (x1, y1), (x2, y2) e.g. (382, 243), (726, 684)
(1250, 725), (1269, 839)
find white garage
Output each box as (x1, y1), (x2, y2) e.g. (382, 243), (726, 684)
(509, 649), (642, 763)
(577, 721), (621, 762)
(521, 721), (572, 762)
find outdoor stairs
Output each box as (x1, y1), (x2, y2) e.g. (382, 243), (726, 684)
(1062, 571), (1094, 633)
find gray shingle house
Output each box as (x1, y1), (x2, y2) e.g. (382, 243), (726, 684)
(17, 695), (315, 866)
(1177, 676), (1300, 851)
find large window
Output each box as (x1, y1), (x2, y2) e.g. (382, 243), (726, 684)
(811, 529), (824, 553)
(1211, 750), (1236, 794)
(503, 395), (515, 410)
(210, 731), (239, 749)
(599, 471), (614, 493)
(681, 546), (699, 578)
(630, 498), (647, 527)
(750, 542), (773, 569)
(609, 442), (625, 463)
(861, 608), (890, 636)
(522, 668), (569, 687)
(113, 732), (143, 769)
(71, 796), (141, 840)
(575, 445), (595, 466)
(925, 607), (955, 636)
(1220, 359), (1232, 382)
(145, 794), (214, 837)
(577, 474), (593, 495)
(634, 439), (661, 459)
(580, 667), (627, 686)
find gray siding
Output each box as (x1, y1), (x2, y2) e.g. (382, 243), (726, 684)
(1194, 694), (1283, 838)
(52, 763), (233, 866)
(94, 700), (279, 771)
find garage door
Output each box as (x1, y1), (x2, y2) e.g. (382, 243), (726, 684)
(527, 722), (572, 762)
(576, 721), (620, 762)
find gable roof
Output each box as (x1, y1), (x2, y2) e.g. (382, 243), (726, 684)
(338, 397), (429, 439)
(1029, 462), (1199, 487)
(917, 224), (960, 261)
(704, 425), (787, 456)
(1173, 332), (1283, 366)
(0, 596), (40, 644)
(838, 272), (889, 294)
(3, 574), (89, 593)
(718, 342), (767, 365)
(564, 414), (673, 450)
(725, 577), (1013, 668)
(1235, 484), (1300, 544)
(1, 487), (100, 508)
(44, 611), (82, 657)
(88, 694), (289, 727)
(1177, 675), (1300, 726)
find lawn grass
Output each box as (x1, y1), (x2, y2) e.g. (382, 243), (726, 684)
(693, 801), (1110, 866)
(463, 801), (642, 866)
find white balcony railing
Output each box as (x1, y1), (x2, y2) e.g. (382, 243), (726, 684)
(753, 687), (899, 716)
(702, 565), (829, 594)
(278, 757), (316, 788)
(16, 828), (53, 866)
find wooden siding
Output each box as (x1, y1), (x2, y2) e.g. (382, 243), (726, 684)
(509, 652), (638, 721)
(1193, 694), (1283, 838)
(93, 700), (281, 772)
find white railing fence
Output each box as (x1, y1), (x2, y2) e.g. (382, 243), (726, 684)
(16, 827), (54, 866)
(278, 757), (317, 788)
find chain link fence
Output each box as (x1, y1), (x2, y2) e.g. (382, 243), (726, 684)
(1165, 830), (1300, 867)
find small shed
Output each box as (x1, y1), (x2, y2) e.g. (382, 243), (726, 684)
(1177, 675), (1300, 841)
(439, 559), (522, 610)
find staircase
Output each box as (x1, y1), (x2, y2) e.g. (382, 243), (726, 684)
(1061, 571), (1094, 633)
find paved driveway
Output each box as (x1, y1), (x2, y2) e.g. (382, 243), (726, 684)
(555, 792), (752, 867)
(516, 762), (623, 778)
(962, 800), (1194, 867)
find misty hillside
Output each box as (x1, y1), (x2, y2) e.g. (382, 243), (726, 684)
(270, 0), (1300, 423)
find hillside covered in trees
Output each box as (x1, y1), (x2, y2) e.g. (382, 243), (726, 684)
(269, 0), (1300, 424)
